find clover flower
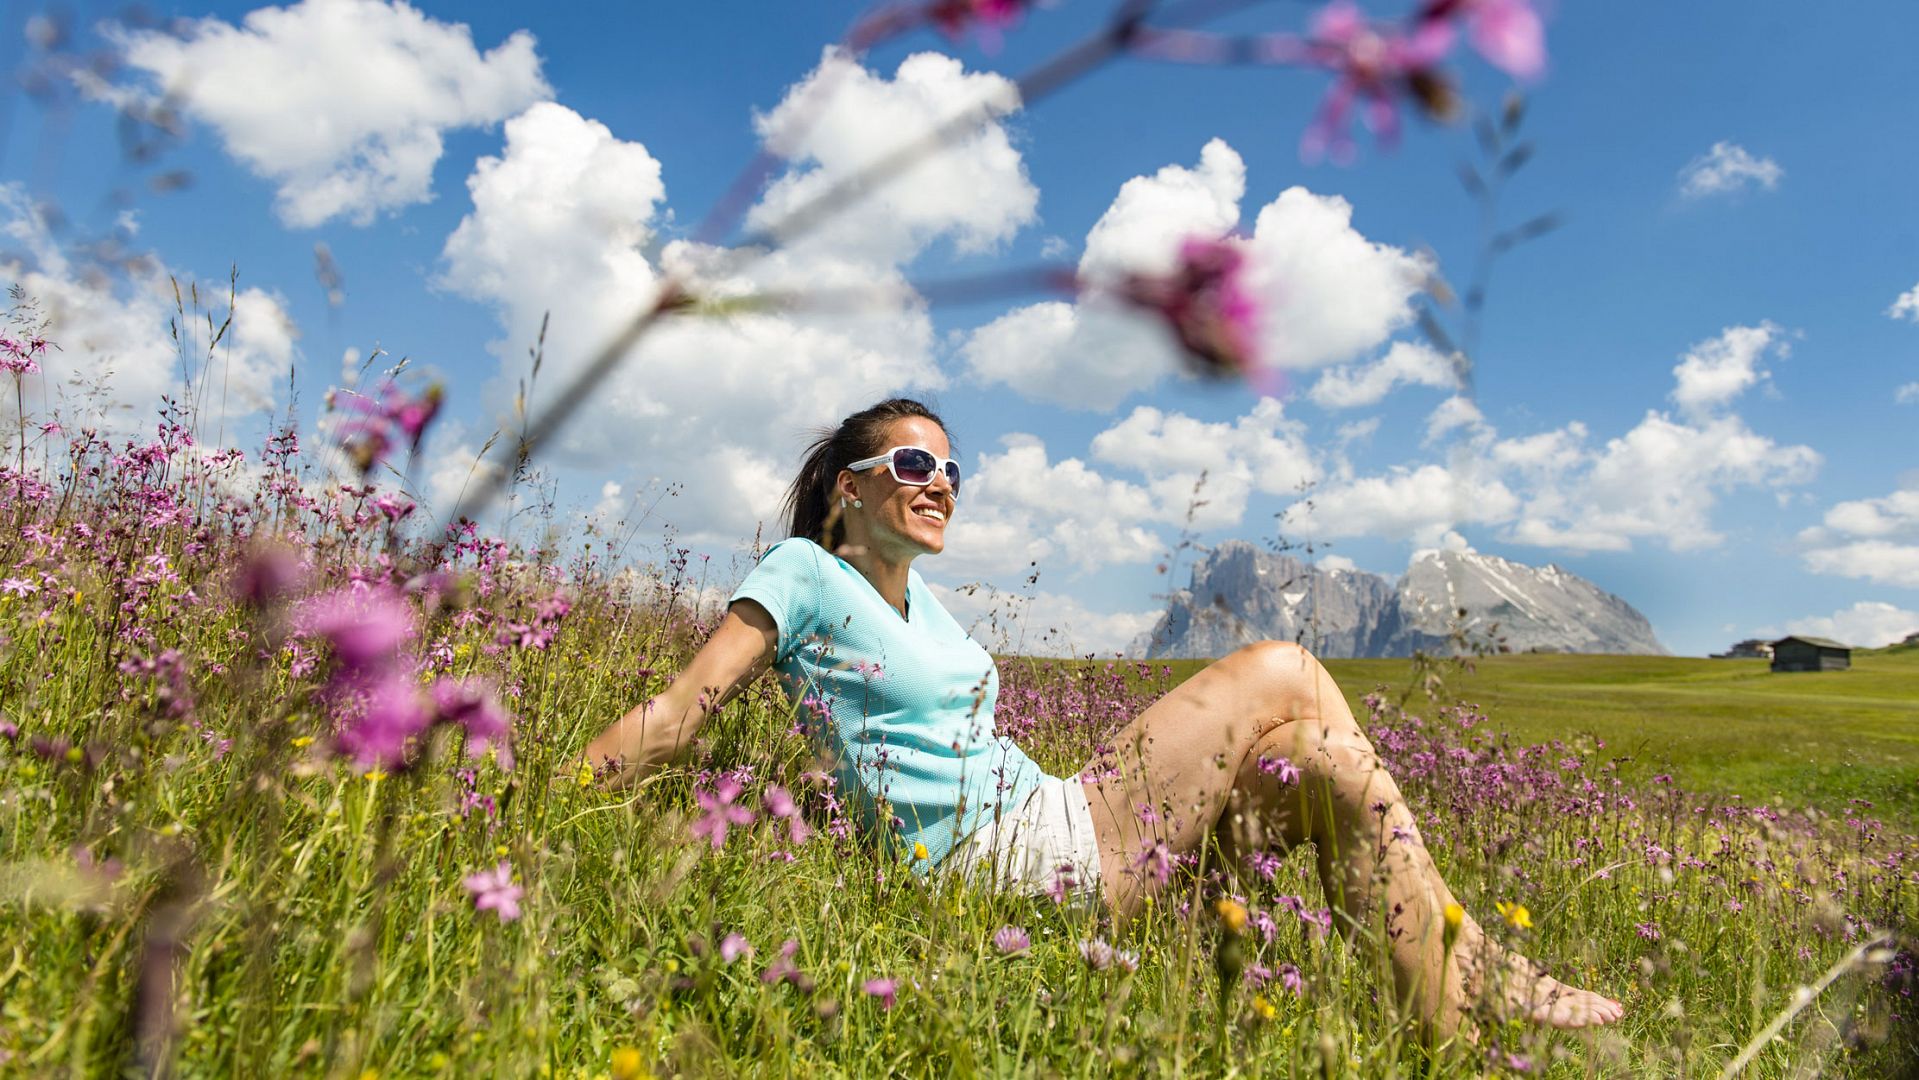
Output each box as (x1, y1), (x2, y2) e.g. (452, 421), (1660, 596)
(992, 925), (1030, 954)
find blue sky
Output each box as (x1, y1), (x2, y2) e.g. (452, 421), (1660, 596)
(4, 0), (1917, 657)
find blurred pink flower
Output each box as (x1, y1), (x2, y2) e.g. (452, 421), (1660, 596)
(331, 380), (443, 475)
(337, 672), (433, 771)
(692, 778), (758, 850)
(1115, 237), (1272, 394)
(719, 932), (754, 964)
(302, 587), (416, 675)
(463, 860), (523, 922)
(762, 783), (812, 845)
(861, 977), (897, 1009)
(1301, 1), (1457, 163)
(927, 0), (1027, 50)
(431, 676), (515, 767)
(1457, 0), (1544, 79)
(1258, 754), (1303, 785)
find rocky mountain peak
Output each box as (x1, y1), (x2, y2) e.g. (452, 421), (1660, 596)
(1135, 540), (1667, 659)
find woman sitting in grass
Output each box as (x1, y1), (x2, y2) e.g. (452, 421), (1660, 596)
(585, 397), (1624, 1040)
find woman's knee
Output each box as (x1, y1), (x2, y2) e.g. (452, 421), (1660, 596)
(1227, 640), (1345, 728)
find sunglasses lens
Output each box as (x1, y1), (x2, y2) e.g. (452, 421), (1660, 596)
(892, 448), (937, 483)
(891, 448), (961, 495)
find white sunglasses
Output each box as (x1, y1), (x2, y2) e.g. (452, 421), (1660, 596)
(847, 445), (962, 498)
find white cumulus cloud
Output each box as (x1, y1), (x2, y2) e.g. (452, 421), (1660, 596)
(1, 185), (294, 436)
(926, 580), (1162, 658)
(1776, 601), (1919, 649)
(1279, 462), (1520, 546)
(1886, 284), (1919, 323)
(1276, 323), (1821, 555)
(1090, 398), (1317, 530)
(963, 140), (1428, 410)
(107, 0), (550, 227)
(1799, 483), (1919, 589)
(439, 54), (1037, 547)
(939, 433), (1164, 581)
(748, 49), (1036, 263)
(1308, 339), (1456, 409)
(1677, 141), (1783, 199)
(1669, 322), (1781, 418)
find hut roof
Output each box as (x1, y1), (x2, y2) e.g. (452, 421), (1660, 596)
(1772, 635), (1851, 651)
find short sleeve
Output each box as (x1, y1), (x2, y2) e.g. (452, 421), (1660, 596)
(728, 538), (822, 662)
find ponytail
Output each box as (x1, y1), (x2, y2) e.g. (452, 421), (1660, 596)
(782, 398), (951, 553)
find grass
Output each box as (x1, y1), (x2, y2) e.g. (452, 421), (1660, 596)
(1320, 646), (1919, 832)
(0, 416), (1914, 1077)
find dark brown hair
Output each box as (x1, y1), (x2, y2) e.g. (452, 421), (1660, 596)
(782, 398), (953, 553)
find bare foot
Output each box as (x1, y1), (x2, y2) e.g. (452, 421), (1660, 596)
(1455, 937), (1625, 1031)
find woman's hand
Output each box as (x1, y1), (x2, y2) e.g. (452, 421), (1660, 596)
(580, 600), (778, 789)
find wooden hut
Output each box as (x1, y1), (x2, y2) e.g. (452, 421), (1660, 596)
(1769, 635), (1851, 673)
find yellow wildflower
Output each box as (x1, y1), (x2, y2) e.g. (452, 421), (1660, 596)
(1215, 898), (1249, 934)
(1443, 901), (1465, 931)
(364, 769), (387, 783)
(291, 736), (315, 749)
(495, 844), (510, 857)
(913, 841), (930, 861)
(1495, 901), (1533, 930)
(1251, 994), (1277, 1021)
(576, 760), (596, 788)
(610, 1047), (648, 1080)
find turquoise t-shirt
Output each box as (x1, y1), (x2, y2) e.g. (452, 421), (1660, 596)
(729, 537), (1045, 870)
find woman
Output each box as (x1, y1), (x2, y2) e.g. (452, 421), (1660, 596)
(584, 398), (1623, 1039)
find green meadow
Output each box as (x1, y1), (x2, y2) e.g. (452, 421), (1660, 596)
(1307, 644), (1919, 832)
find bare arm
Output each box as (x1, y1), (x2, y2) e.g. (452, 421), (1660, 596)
(583, 599), (778, 788)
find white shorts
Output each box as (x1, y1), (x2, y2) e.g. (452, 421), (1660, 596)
(946, 774), (1104, 902)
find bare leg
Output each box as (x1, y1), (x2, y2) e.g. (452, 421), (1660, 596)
(1078, 641), (1624, 1038)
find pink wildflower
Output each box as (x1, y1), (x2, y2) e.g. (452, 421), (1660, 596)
(337, 672), (434, 771)
(1278, 962), (1304, 996)
(1257, 754), (1302, 785)
(927, 0), (1028, 49)
(1454, 0), (1544, 79)
(1115, 236), (1270, 392)
(691, 778), (758, 850)
(1301, 1), (1458, 163)
(862, 977), (898, 1009)
(1, 577), (38, 597)
(463, 860), (523, 922)
(301, 587), (416, 675)
(431, 676), (515, 767)
(719, 933), (754, 964)
(763, 784), (812, 845)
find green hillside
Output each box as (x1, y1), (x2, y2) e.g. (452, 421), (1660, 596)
(1331, 645), (1919, 830)
(1145, 643), (1919, 831)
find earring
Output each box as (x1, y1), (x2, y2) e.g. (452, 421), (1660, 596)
(853, 499), (863, 508)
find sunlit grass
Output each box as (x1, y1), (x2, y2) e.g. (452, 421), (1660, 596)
(0, 418), (1913, 1077)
